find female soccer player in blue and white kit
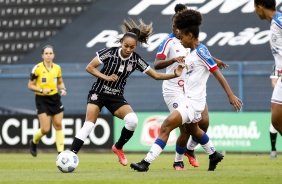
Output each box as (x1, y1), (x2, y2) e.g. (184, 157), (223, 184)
(130, 8), (242, 172)
(154, 3), (229, 170)
(269, 65), (280, 158)
(254, 0), (282, 154)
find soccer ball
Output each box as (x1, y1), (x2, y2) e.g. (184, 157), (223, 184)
(56, 150), (79, 173)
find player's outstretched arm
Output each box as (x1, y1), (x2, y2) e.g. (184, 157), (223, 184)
(154, 56), (185, 70)
(212, 69), (243, 112)
(212, 57), (229, 70)
(145, 64), (184, 80)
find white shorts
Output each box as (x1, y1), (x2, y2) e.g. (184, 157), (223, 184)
(164, 94), (186, 113)
(176, 98), (205, 124)
(271, 77), (282, 105)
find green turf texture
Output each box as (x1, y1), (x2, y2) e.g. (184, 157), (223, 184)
(0, 152), (281, 184)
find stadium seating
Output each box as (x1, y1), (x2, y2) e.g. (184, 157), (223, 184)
(0, 0), (95, 64)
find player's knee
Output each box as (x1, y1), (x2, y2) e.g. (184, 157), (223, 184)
(198, 119), (209, 132)
(124, 112), (138, 131)
(41, 128), (50, 134)
(53, 123), (62, 130)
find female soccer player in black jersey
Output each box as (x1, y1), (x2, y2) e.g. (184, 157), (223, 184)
(70, 18), (184, 166)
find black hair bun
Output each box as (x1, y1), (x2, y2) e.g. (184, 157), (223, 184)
(174, 4), (187, 13)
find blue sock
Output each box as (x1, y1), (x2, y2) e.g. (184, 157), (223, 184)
(176, 144), (185, 154)
(155, 138), (166, 149)
(197, 133), (209, 145)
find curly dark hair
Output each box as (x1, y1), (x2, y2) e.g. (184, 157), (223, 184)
(255, 0), (276, 11)
(120, 18), (153, 44)
(172, 3), (187, 20)
(174, 9), (202, 39)
(175, 3), (187, 13)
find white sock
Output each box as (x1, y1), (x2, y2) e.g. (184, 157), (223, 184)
(75, 121), (95, 141)
(144, 143), (163, 163)
(270, 123), (278, 134)
(187, 138), (199, 150)
(175, 152), (184, 162)
(201, 140), (216, 155)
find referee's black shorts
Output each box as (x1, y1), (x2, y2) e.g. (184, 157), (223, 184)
(87, 91), (129, 115)
(35, 93), (64, 115)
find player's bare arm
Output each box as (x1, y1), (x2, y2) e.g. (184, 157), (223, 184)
(212, 57), (229, 70)
(154, 56), (185, 70)
(86, 56), (118, 82)
(212, 69), (243, 111)
(145, 65), (183, 80)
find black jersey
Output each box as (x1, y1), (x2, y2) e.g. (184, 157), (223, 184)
(90, 47), (150, 96)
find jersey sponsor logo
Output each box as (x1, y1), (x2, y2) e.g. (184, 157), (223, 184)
(127, 63), (133, 72)
(186, 70), (193, 76)
(118, 65), (125, 72)
(198, 47), (211, 61)
(102, 85), (121, 95)
(185, 63), (194, 76)
(99, 52), (112, 61)
(178, 79), (184, 87)
(137, 58), (148, 70)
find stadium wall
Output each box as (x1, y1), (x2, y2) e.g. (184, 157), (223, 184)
(17, 0), (275, 64)
(0, 112), (279, 153)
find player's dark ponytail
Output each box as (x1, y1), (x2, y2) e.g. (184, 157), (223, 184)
(120, 18), (153, 44)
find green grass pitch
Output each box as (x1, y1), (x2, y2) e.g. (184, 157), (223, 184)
(0, 152), (281, 184)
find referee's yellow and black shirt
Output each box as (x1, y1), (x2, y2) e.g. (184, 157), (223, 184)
(30, 62), (62, 96)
